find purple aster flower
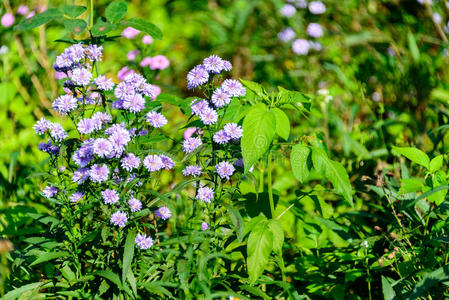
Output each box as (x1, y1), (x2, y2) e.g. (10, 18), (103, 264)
(201, 222), (210, 230)
(295, 0), (308, 8)
(129, 196), (142, 212)
(278, 27), (296, 42)
(203, 55), (224, 73)
(135, 233), (153, 249)
(148, 55), (170, 70)
(187, 65), (209, 89)
(43, 186), (58, 198)
(108, 127), (131, 156)
(191, 99), (209, 116)
(17, 5), (29, 15)
(93, 138), (113, 157)
(70, 191), (84, 203)
(140, 83), (155, 98)
(38, 141), (59, 155)
(199, 107), (218, 125)
(146, 111), (167, 128)
(77, 118), (95, 134)
(101, 189), (119, 204)
(213, 130), (231, 144)
(221, 79), (246, 97)
(94, 75), (114, 91)
(33, 118), (51, 135)
(211, 88), (231, 108)
(72, 167), (89, 184)
(196, 187), (214, 203)
(223, 123), (243, 139)
(309, 41), (322, 51)
(160, 155), (175, 169)
(92, 112), (112, 124)
(307, 23), (323, 38)
(49, 123), (68, 141)
(89, 164), (109, 183)
(124, 73), (146, 89)
(121, 153), (141, 171)
(84, 92), (102, 105)
(114, 82), (135, 100)
(123, 92), (146, 113)
(183, 137), (202, 153)
(143, 155), (163, 172)
(110, 211), (128, 227)
(280, 4), (296, 17)
(142, 35), (153, 44)
(122, 27), (140, 39)
(182, 165), (202, 177)
(292, 39), (310, 55)
(155, 206), (171, 220)
(128, 50), (140, 61)
(52, 94), (77, 114)
(72, 140), (94, 167)
(222, 60), (232, 71)
(215, 161), (235, 180)
(67, 44), (85, 63)
(71, 67), (92, 86)
(308, 1), (326, 14)
(86, 45), (103, 61)
(1, 13), (14, 27)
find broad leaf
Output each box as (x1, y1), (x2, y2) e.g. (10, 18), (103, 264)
(121, 18), (162, 39)
(268, 219), (284, 254)
(247, 220), (273, 284)
(240, 79), (266, 99)
(91, 21), (117, 37)
(430, 155), (444, 173)
(29, 251), (69, 266)
(15, 8), (62, 31)
(122, 229), (137, 281)
(105, 1), (128, 23)
(381, 276), (396, 300)
(290, 144), (311, 183)
(272, 108), (290, 140)
(392, 146), (429, 169)
(4, 282), (43, 300)
(63, 19), (87, 34)
(63, 5), (86, 18)
(241, 104), (276, 173)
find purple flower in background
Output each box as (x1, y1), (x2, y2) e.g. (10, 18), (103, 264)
(33, 118), (51, 134)
(89, 164), (109, 183)
(49, 123), (68, 141)
(211, 88), (231, 108)
(127, 50), (140, 61)
(70, 191), (84, 203)
(201, 222), (210, 230)
(114, 81), (134, 100)
(86, 45), (103, 61)
(183, 127), (202, 139)
(72, 167), (89, 184)
(101, 189), (119, 204)
(221, 79), (246, 97)
(191, 99), (209, 116)
(155, 206), (171, 220)
(93, 138), (113, 157)
(307, 23), (323, 38)
(53, 94), (77, 115)
(117, 66), (135, 81)
(140, 56), (152, 67)
(183, 137), (202, 153)
(309, 41), (322, 51)
(122, 153), (141, 171)
(222, 60), (232, 71)
(199, 107), (218, 125)
(295, 0), (308, 9)
(135, 233), (153, 249)
(149, 55), (170, 70)
(71, 68), (92, 86)
(203, 55), (224, 73)
(151, 85), (161, 100)
(278, 27), (296, 42)
(17, 5), (29, 15)
(280, 4), (296, 17)
(196, 187), (214, 203)
(110, 211), (128, 227)
(129, 196), (142, 212)
(122, 27), (140, 39)
(215, 161), (235, 180)
(123, 93), (145, 113)
(187, 65), (209, 89)
(223, 123), (243, 139)
(43, 186), (58, 198)
(142, 35), (153, 44)
(213, 130), (231, 144)
(292, 39), (310, 55)
(143, 155), (163, 172)
(308, 1), (326, 14)
(94, 75), (114, 90)
(92, 112), (112, 124)
(160, 155), (175, 169)
(38, 141), (60, 155)
(182, 165), (202, 177)
(146, 111), (167, 128)
(1, 13), (14, 27)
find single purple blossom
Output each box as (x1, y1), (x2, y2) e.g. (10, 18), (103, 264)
(182, 165), (202, 177)
(146, 111), (167, 128)
(191, 99), (209, 116)
(49, 123), (68, 141)
(187, 65), (209, 89)
(129, 196), (142, 212)
(183, 137), (202, 153)
(123, 92), (146, 113)
(223, 123), (243, 139)
(160, 155), (175, 169)
(33, 118), (51, 135)
(135, 233), (153, 249)
(110, 211), (128, 227)
(101, 189), (119, 204)
(203, 55), (224, 73)
(1, 13), (14, 27)
(199, 107), (218, 125)
(86, 45), (103, 61)
(122, 27), (140, 38)
(213, 130), (231, 144)
(43, 186), (58, 198)
(292, 39), (310, 55)
(70, 191), (84, 203)
(308, 1), (326, 14)
(71, 67), (92, 86)
(307, 23), (323, 38)
(143, 155), (163, 172)
(278, 27), (296, 42)
(127, 50), (140, 61)
(280, 4), (296, 17)
(121, 153), (141, 171)
(89, 164), (109, 183)
(155, 206), (171, 220)
(196, 187), (214, 203)
(201, 222), (210, 230)
(142, 35), (153, 44)
(211, 88), (231, 108)
(94, 75), (114, 91)
(221, 79), (246, 97)
(215, 161), (235, 180)
(72, 167), (89, 184)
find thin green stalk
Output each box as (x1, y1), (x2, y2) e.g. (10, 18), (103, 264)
(267, 150), (275, 219)
(89, 0), (94, 28)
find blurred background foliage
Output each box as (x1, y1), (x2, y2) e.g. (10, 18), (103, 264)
(3, 0), (449, 298)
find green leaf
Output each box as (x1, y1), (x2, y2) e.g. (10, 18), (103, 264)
(15, 8), (62, 31)
(122, 230), (136, 282)
(407, 31), (420, 63)
(400, 178), (424, 194)
(121, 18), (162, 39)
(63, 5), (86, 18)
(277, 86), (311, 108)
(240, 79), (266, 99)
(381, 276), (396, 300)
(105, 1), (128, 23)
(96, 270), (122, 289)
(241, 104), (276, 173)
(430, 155), (444, 173)
(272, 108), (290, 140)
(247, 220), (273, 284)
(392, 146), (429, 169)
(268, 219), (284, 254)
(91, 21), (117, 37)
(4, 282), (43, 300)
(228, 206), (245, 243)
(290, 144), (311, 183)
(312, 148), (353, 205)
(410, 264), (449, 299)
(427, 171), (448, 205)
(63, 19), (87, 34)
(29, 251), (69, 267)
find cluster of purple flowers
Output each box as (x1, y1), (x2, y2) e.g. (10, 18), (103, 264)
(36, 44), (175, 251)
(278, 1), (326, 55)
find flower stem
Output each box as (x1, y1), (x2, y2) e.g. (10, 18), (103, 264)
(89, 0), (94, 29)
(267, 150), (275, 219)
